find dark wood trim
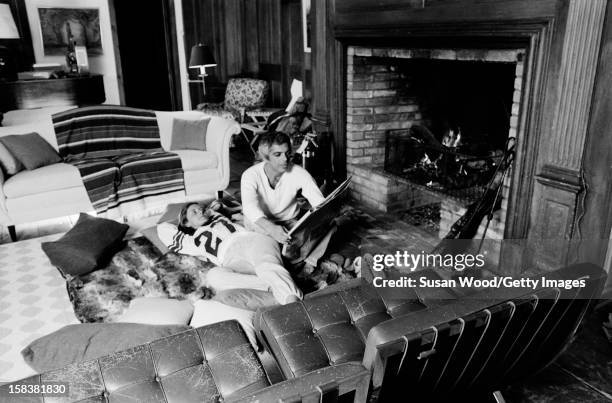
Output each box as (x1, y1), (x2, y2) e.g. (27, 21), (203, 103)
(332, 0), (560, 27)
(505, 21), (555, 240)
(331, 38), (345, 179)
(161, 0), (182, 110)
(312, 0), (331, 127)
(575, 0), (612, 273)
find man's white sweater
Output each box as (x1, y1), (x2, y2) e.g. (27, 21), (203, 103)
(241, 162), (324, 225)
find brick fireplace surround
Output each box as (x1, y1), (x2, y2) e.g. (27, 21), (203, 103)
(346, 46), (524, 240)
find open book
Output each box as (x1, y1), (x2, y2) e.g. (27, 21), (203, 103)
(282, 177), (352, 261)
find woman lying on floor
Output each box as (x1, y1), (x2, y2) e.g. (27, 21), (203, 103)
(158, 200), (302, 305)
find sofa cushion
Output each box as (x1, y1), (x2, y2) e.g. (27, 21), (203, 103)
(173, 149), (218, 171)
(190, 300), (258, 349)
(155, 110), (211, 149)
(16, 321), (270, 402)
(21, 323), (190, 373)
(3, 163), (84, 198)
(256, 274), (449, 378)
(42, 213), (129, 277)
(117, 297), (194, 325)
(213, 289), (278, 311)
(0, 132), (62, 170)
(0, 141), (24, 176)
(170, 117), (210, 151)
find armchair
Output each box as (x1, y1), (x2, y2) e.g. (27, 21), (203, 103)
(197, 78), (270, 123)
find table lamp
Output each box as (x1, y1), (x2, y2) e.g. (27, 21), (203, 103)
(188, 44), (216, 96)
(0, 4), (20, 81)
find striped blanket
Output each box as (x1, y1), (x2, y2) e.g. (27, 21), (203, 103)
(53, 106), (185, 215)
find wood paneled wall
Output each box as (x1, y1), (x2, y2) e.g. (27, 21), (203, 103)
(181, 0), (309, 108)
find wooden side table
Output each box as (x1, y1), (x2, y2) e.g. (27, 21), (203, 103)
(0, 74), (105, 125)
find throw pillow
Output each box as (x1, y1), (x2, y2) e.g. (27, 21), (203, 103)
(213, 289), (278, 311)
(21, 323), (190, 373)
(169, 117), (210, 151)
(117, 297), (194, 325)
(190, 300), (257, 349)
(0, 141), (24, 176)
(0, 132), (61, 170)
(42, 213), (129, 277)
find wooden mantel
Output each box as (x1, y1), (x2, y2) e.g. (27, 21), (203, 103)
(311, 0), (612, 274)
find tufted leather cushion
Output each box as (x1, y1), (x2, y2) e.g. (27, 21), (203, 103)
(1, 320), (270, 403)
(256, 270), (457, 378)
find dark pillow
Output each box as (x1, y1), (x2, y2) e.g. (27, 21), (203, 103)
(21, 323), (191, 373)
(0, 132), (61, 170)
(0, 141), (24, 176)
(42, 213), (129, 277)
(212, 289), (279, 311)
(169, 117), (210, 151)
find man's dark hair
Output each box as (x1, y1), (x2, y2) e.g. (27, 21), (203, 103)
(258, 131), (291, 158)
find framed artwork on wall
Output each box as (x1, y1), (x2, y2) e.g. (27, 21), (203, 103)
(302, 0), (311, 53)
(37, 7), (102, 56)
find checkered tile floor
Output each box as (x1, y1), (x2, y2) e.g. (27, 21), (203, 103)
(0, 234), (79, 383)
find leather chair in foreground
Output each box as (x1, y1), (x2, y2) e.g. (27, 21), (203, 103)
(0, 320), (370, 403)
(256, 263), (606, 402)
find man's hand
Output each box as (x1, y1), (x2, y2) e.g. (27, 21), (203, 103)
(256, 217), (292, 244)
(269, 224), (291, 244)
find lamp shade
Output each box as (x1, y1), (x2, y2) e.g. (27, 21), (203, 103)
(0, 4), (19, 39)
(189, 44), (216, 68)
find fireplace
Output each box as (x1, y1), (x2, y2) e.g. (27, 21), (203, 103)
(311, 0), (609, 275)
(346, 46), (525, 241)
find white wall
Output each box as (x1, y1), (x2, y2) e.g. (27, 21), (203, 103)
(25, 0), (121, 105)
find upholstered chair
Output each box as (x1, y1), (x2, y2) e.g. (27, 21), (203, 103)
(197, 78), (270, 123)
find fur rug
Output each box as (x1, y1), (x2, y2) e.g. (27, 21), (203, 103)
(66, 236), (359, 323)
(67, 238), (215, 323)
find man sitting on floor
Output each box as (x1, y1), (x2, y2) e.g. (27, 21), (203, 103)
(240, 131), (335, 267)
(159, 201), (302, 305)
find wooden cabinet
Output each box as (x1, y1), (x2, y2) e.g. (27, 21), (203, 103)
(0, 74), (105, 112)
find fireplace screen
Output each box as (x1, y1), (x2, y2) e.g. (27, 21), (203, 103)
(385, 127), (505, 202)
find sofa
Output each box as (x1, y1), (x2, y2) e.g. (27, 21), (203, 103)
(2, 262), (605, 402)
(0, 106), (240, 238)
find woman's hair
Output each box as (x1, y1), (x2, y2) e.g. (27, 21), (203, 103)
(178, 202), (199, 229)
